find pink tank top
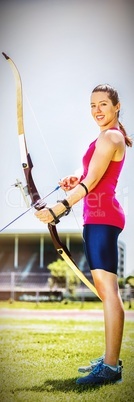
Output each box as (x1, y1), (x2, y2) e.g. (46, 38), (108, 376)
(81, 138), (125, 229)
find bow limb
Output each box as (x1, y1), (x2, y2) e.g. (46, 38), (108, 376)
(2, 52), (40, 205)
(48, 224), (101, 299)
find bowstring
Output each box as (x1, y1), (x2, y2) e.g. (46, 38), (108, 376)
(24, 90), (84, 240)
(24, 91), (60, 180)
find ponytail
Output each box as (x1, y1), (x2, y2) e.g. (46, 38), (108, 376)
(118, 121), (133, 147)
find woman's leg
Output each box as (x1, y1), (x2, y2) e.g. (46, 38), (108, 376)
(91, 269), (124, 366)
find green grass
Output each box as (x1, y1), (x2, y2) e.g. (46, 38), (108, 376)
(0, 306), (134, 401)
(0, 299), (134, 310)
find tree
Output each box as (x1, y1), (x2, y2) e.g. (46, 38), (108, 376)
(47, 258), (80, 296)
(126, 275), (134, 288)
(118, 277), (125, 289)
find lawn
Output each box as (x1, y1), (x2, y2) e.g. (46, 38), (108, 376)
(0, 299), (134, 310)
(0, 301), (134, 401)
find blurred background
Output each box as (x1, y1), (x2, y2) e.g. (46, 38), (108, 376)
(0, 0), (134, 290)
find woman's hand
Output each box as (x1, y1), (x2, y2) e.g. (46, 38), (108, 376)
(35, 207), (54, 224)
(59, 175), (80, 191)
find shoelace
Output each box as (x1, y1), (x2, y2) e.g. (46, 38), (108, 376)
(92, 362), (119, 377)
(92, 362), (104, 375)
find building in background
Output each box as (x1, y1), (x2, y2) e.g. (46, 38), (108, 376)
(0, 231), (126, 277)
(0, 232), (126, 301)
(117, 241), (126, 278)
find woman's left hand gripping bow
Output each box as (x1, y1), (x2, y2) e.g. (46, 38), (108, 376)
(35, 207), (54, 224)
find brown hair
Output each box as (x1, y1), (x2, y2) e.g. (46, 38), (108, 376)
(92, 84), (132, 147)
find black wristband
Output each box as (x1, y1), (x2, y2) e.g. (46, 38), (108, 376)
(45, 199), (71, 225)
(57, 199), (71, 213)
(79, 182), (88, 195)
(57, 199), (71, 216)
(45, 207), (60, 224)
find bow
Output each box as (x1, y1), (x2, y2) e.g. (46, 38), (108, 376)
(2, 52), (100, 299)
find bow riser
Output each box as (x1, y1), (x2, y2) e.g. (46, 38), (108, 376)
(24, 154), (41, 205)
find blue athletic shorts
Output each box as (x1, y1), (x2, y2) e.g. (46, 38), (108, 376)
(83, 224), (122, 274)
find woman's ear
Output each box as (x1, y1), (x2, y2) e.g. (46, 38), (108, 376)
(115, 102), (120, 114)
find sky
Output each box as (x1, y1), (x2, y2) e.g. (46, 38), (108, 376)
(0, 0), (134, 275)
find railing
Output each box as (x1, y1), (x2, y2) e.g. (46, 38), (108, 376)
(0, 272), (133, 303)
(0, 272), (62, 301)
(0, 271), (96, 301)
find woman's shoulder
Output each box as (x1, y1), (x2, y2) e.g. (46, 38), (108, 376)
(97, 128), (125, 149)
(97, 129), (125, 161)
(105, 128), (125, 144)
(95, 129), (125, 160)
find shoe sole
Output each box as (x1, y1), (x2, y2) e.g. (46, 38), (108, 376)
(76, 377), (123, 385)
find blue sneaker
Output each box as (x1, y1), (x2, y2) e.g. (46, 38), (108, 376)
(90, 354), (105, 364)
(78, 355), (123, 373)
(78, 355), (105, 373)
(76, 361), (122, 386)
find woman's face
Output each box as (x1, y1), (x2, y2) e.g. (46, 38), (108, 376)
(90, 91), (120, 130)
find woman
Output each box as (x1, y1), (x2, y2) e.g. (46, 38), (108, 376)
(35, 84), (132, 386)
